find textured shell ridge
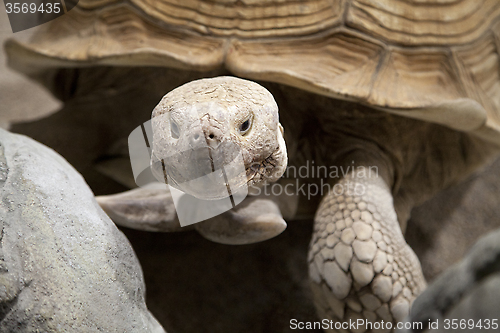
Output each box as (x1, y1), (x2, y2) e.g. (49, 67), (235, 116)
(5, 0), (500, 145)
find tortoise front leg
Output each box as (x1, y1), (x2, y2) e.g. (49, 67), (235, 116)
(309, 161), (426, 332)
(96, 179), (298, 244)
(96, 183), (187, 232)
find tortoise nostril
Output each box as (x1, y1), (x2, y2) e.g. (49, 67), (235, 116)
(194, 134), (199, 140)
(209, 133), (215, 139)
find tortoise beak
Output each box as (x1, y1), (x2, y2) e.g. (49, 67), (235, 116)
(155, 134), (248, 200)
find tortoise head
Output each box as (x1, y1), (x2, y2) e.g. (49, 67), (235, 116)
(150, 76), (287, 200)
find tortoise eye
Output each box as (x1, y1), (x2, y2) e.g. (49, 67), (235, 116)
(238, 116), (252, 135)
(171, 121), (180, 139)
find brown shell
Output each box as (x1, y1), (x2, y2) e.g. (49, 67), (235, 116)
(6, 0), (500, 144)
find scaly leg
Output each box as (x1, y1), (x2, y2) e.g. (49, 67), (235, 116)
(309, 164), (426, 332)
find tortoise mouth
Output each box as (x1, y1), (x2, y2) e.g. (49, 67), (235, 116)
(154, 143), (249, 200)
(244, 149), (279, 187)
(153, 146), (278, 200)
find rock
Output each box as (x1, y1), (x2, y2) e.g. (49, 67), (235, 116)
(0, 129), (164, 332)
(400, 228), (500, 333)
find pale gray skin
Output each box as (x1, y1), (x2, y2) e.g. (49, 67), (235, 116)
(97, 76), (498, 332)
(98, 77), (292, 244)
(149, 76), (287, 199)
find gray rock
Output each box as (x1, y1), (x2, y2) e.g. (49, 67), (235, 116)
(400, 227), (500, 333)
(0, 129), (164, 332)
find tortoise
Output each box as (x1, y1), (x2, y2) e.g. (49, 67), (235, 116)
(6, 0), (500, 331)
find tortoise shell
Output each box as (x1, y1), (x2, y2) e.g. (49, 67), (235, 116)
(6, 0), (500, 144)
